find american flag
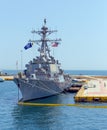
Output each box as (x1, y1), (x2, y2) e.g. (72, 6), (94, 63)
(51, 42), (59, 47)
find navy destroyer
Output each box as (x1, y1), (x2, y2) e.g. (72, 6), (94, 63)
(14, 19), (72, 101)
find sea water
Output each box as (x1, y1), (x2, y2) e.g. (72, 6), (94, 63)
(0, 70), (107, 130)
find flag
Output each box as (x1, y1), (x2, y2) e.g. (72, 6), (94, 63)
(24, 43), (33, 50)
(51, 42), (59, 47)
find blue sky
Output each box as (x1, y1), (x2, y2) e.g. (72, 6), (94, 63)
(0, 0), (107, 70)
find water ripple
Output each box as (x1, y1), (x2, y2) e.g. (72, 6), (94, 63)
(0, 81), (107, 129)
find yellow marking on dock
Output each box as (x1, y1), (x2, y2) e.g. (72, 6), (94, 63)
(18, 102), (107, 108)
(0, 76), (14, 80)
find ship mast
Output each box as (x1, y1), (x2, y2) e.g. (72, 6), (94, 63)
(29, 19), (61, 61)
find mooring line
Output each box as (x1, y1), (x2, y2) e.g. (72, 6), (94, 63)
(18, 102), (107, 108)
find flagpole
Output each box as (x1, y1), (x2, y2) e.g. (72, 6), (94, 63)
(16, 60), (18, 74)
(21, 50), (23, 73)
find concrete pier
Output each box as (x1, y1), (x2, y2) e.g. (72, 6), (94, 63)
(74, 79), (107, 102)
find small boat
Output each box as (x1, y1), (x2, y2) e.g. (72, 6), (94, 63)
(72, 78), (87, 83)
(0, 78), (4, 82)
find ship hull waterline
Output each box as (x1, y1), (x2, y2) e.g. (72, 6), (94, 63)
(14, 78), (71, 102)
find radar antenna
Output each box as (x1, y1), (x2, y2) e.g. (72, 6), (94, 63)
(44, 18), (46, 25)
(29, 19), (61, 61)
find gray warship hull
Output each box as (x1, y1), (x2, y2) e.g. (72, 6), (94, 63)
(14, 78), (71, 101)
(14, 20), (72, 102)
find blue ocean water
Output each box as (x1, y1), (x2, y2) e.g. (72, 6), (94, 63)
(1, 70), (107, 130)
